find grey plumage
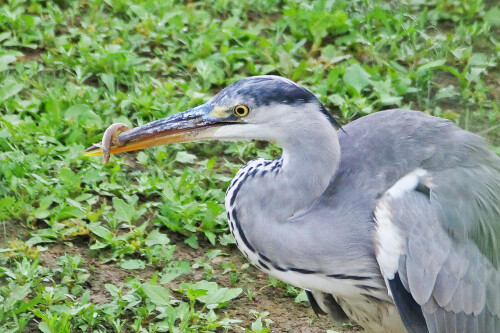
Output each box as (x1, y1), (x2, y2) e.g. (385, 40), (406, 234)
(370, 110), (500, 332)
(88, 75), (500, 333)
(224, 103), (499, 332)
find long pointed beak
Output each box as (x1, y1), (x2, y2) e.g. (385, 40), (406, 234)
(84, 104), (224, 161)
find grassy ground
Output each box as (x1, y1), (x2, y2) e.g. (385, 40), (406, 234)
(1, 0), (499, 332)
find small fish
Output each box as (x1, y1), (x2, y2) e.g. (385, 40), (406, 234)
(84, 123), (130, 164)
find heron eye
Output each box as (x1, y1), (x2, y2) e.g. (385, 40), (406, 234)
(233, 105), (250, 117)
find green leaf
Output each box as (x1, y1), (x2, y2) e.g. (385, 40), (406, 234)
(198, 287), (242, 309)
(121, 259), (145, 270)
(206, 156), (216, 169)
(294, 290), (309, 304)
(219, 233), (236, 246)
(145, 229), (170, 246)
(185, 286), (209, 302)
(58, 168), (81, 191)
(112, 197), (135, 223)
(142, 284), (170, 306)
(64, 104), (91, 123)
(26, 236), (55, 246)
(484, 7), (500, 26)
(371, 78), (402, 106)
(204, 231), (216, 245)
(251, 317), (270, 333)
(104, 284), (120, 297)
(0, 31), (11, 43)
(89, 241), (107, 250)
(162, 305), (178, 329)
(291, 60), (307, 81)
(38, 322), (51, 333)
(189, 281), (241, 308)
(0, 55), (17, 72)
(4, 283), (32, 309)
(79, 110), (103, 128)
(468, 53), (491, 67)
(436, 85), (459, 100)
(137, 151), (149, 164)
(0, 80), (25, 102)
(88, 224), (113, 241)
(416, 59), (446, 73)
(184, 235), (198, 249)
(343, 64), (370, 94)
(99, 73), (115, 94)
(175, 151), (197, 164)
(58, 205), (86, 219)
(160, 261), (190, 284)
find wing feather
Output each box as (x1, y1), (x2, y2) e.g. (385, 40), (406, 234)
(374, 165), (500, 333)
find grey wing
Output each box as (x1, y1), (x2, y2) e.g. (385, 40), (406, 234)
(374, 165), (500, 333)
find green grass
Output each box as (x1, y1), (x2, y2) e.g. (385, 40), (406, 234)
(1, 0), (499, 332)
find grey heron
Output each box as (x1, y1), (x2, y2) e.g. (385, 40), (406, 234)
(86, 75), (500, 333)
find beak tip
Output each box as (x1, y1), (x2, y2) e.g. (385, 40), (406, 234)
(84, 145), (98, 152)
(83, 144), (103, 157)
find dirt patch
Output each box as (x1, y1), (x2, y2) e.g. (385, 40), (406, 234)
(216, 252), (361, 333)
(37, 239), (156, 304)
(163, 232), (363, 332)
(88, 258), (157, 304)
(32, 230), (363, 332)
(0, 220), (30, 248)
(19, 48), (44, 62)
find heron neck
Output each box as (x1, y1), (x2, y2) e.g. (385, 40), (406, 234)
(227, 122), (342, 269)
(227, 122), (381, 292)
(277, 127), (340, 217)
(231, 123), (341, 223)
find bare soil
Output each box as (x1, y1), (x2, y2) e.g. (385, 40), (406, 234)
(26, 227), (363, 333)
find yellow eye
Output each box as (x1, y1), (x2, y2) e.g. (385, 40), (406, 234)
(233, 105), (250, 117)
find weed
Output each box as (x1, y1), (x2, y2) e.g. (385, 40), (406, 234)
(0, 0), (498, 331)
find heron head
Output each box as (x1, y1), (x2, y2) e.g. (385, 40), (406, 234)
(85, 75), (339, 159)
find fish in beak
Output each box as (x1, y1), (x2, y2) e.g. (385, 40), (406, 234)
(85, 103), (232, 164)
